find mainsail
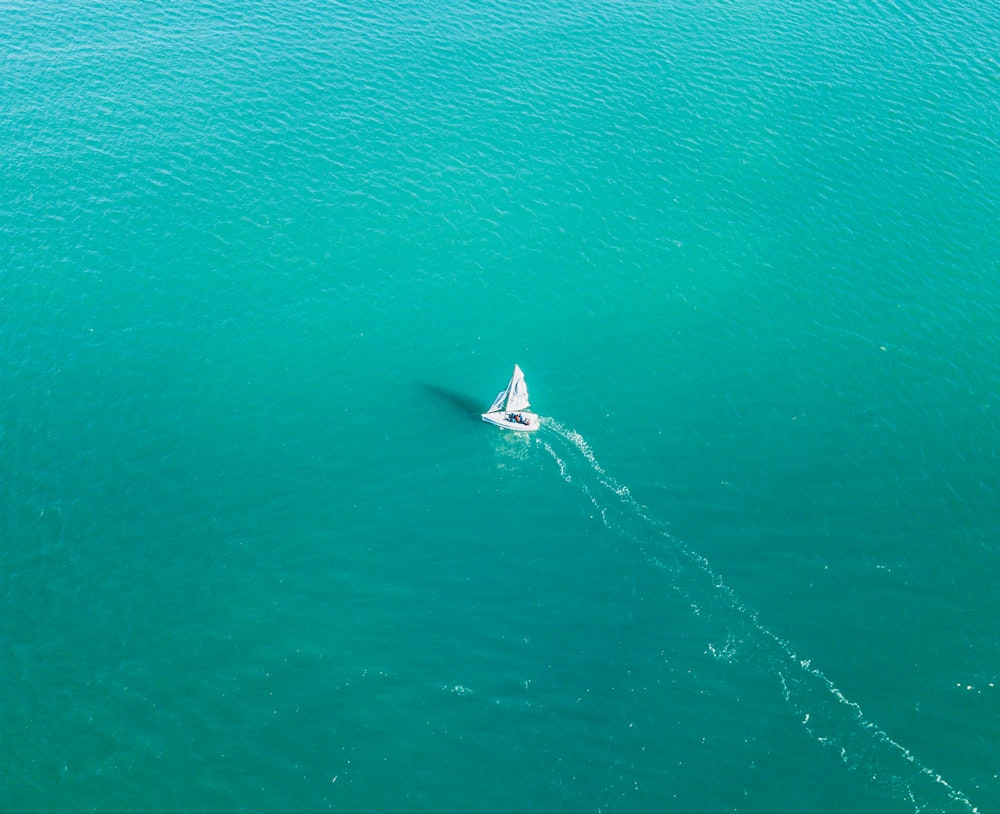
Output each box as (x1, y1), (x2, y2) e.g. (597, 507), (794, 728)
(505, 364), (530, 412)
(488, 364), (531, 413)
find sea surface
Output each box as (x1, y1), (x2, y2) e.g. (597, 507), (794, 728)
(3, 0), (999, 811)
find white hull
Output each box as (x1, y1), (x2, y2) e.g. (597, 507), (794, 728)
(481, 411), (539, 432)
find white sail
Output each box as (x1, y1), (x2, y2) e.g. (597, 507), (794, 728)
(488, 386), (508, 413)
(505, 364), (531, 412)
(486, 364), (530, 413)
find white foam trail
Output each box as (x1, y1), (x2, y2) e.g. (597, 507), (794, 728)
(540, 418), (979, 814)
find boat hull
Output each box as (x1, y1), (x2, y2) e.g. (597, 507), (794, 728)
(482, 411), (539, 432)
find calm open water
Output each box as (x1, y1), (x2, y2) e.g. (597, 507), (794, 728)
(3, 0), (999, 811)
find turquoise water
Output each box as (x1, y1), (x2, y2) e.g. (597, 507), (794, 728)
(3, 0), (999, 811)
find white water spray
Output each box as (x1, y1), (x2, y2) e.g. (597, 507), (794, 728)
(540, 418), (979, 814)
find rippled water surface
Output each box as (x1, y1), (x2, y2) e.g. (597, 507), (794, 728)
(3, 1), (999, 811)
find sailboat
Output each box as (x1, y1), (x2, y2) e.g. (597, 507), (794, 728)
(482, 364), (539, 432)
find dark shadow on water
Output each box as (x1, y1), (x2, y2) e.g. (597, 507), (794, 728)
(418, 382), (483, 420)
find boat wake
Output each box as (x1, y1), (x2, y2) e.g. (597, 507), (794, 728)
(539, 417), (978, 814)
